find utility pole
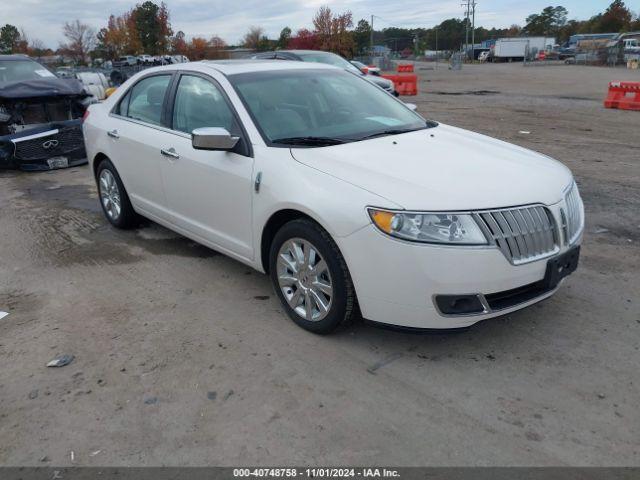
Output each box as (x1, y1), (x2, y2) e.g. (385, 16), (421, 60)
(461, 0), (470, 56)
(370, 15), (374, 57)
(471, 1), (477, 60)
(461, 1), (477, 59)
(435, 26), (438, 70)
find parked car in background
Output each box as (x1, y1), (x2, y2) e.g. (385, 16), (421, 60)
(55, 66), (74, 78)
(623, 38), (640, 53)
(137, 54), (154, 65)
(74, 71), (110, 101)
(169, 55), (190, 64)
(114, 56), (137, 67)
(478, 50), (490, 62)
(252, 50), (397, 96)
(350, 60), (381, 76)
(83, 60), (583, 333)
(0, 55), (88, 170)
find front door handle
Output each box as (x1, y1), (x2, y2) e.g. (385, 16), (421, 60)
(107, 129), (119, 139)
(160, 147), (180, 160)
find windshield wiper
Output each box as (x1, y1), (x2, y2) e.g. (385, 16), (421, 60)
(271, 136), (347, 146)
(358, 128), (423, 141)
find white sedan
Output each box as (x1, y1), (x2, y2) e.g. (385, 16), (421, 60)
(82, 60), (584, 333)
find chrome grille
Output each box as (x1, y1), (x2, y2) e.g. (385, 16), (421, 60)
(13, 128), (84, 161)
(473, 206), (559, 265)
(563, 182), (583, 245)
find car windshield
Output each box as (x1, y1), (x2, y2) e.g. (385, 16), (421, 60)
(296, 52), (361, 74)
(0, 60), (55, 83)
(230, 69), (432, 145)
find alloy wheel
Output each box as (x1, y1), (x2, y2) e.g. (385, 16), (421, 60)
(99, 169), (122, 221)
(277, 238), (333, 322)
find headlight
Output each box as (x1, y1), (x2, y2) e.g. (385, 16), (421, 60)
(368, 208), (488, 245)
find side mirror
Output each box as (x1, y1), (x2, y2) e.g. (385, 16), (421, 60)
(192, 127), (239, 151)
(405, 103), (418, 111)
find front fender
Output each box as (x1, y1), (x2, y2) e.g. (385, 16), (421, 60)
(251, 146), (401, 271)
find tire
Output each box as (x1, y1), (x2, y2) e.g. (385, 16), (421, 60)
(269, 219), (356, 334)
(96, 158), (138, 229)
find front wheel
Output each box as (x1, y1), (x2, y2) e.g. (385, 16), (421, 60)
(269, 219), (356, 334)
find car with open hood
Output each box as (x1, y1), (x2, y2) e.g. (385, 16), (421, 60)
(83, 60), (583, 334)
(0, 55), (89, 171)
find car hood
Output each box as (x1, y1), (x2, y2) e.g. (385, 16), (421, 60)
(290, 124), (573, 210)
(366, 75), (392, 88)
(0, 78), (87, 100)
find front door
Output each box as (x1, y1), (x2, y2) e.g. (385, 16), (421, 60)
(159, 73), (255, 260)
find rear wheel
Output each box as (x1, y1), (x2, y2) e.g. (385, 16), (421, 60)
(269, 219), (356, 334)
(96, 159), (138, 229)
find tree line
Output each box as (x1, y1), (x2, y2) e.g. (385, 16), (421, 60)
(1, 0), (638, 63)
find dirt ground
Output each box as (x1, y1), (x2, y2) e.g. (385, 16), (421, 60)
(0, 63), (638, 467)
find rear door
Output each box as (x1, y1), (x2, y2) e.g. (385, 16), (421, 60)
(158, 72), (255, 259)
(106, 73), (175, 217)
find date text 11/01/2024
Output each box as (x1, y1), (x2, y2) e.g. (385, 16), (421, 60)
(233, 468), (400, 477)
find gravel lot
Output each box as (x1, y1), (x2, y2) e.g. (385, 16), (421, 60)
(0, 62), (638, 466)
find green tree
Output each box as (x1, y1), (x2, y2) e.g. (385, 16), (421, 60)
(277, 27), (291, 49)
(524, 6), (568, 36)
(257, 36), (275, 52)
(133, 1), (172, 54)
(599, 0), (632, 32)
(380, 27), (414, 52)
(353, 19), (371, 55)
(632, 11), (640, 31)
(432, 18), (466, 51)
(0, 24), (21, 54)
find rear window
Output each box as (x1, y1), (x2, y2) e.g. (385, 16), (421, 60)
(117, 75), (171, 126)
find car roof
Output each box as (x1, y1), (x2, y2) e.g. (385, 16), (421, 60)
(277, 50), (337, 55)
(197, 59), (339, 75)
(117, 60), (341, 83)
(0, 54), (34, 61)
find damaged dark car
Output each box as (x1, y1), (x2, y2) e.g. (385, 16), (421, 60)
(0, 55), (90, 171)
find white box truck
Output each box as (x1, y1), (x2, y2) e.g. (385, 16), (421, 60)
(492, 37), (555, 61)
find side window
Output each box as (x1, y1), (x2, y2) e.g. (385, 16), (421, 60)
(172, 75), (236, 134)
(124, 75), (171, 126)
(115, 90), (131, 116)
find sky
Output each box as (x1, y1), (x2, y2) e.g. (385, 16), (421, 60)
(5, 0), (639, 49)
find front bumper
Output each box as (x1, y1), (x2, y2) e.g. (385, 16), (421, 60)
(0, 119), (87, 171)
(338, 208), (582, 330)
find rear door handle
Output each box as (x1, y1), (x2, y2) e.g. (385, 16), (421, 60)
(107, 129), (119, 139)
(160, 147), (180, 160)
